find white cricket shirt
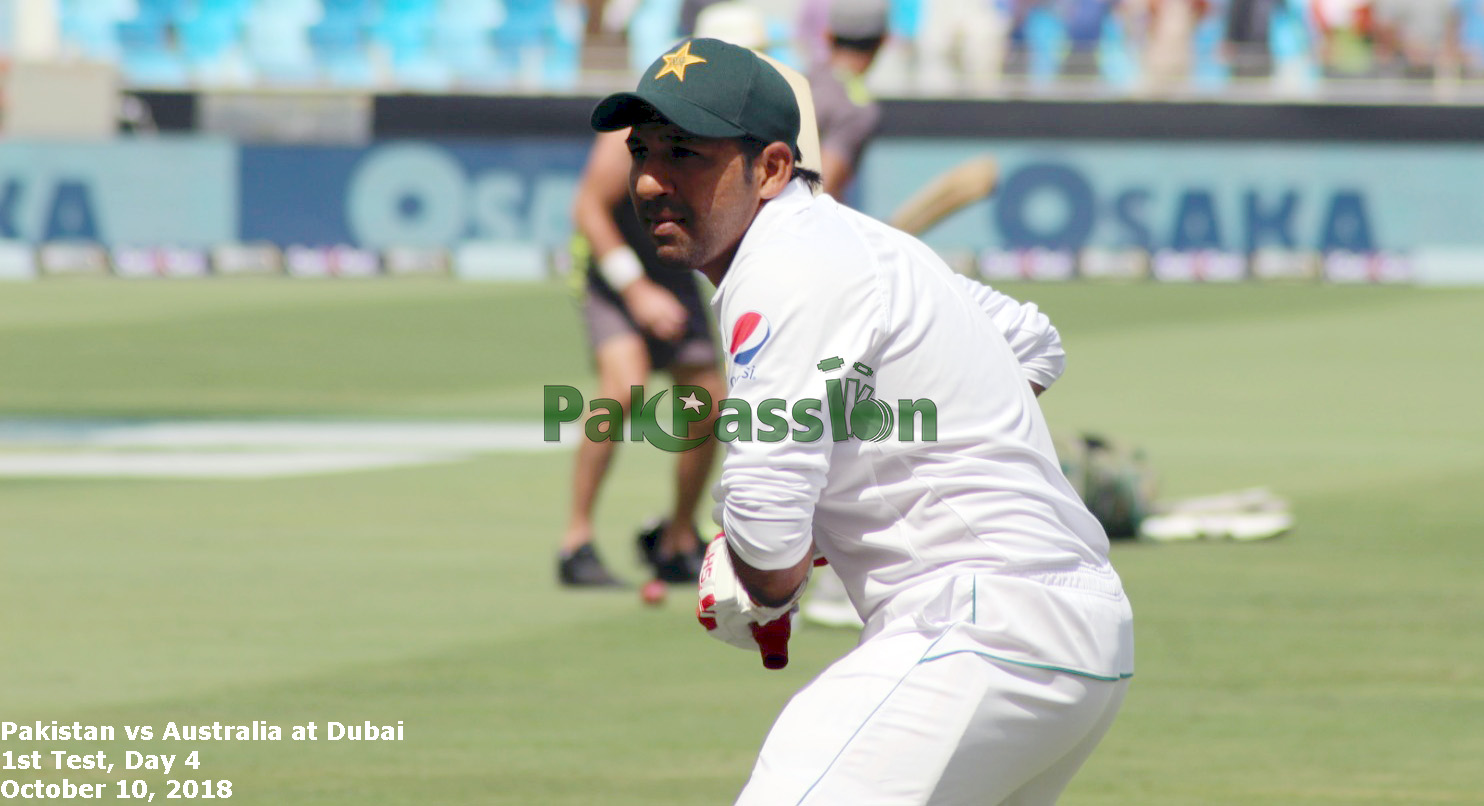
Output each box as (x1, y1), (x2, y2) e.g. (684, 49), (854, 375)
(712, 180), (1133, 680)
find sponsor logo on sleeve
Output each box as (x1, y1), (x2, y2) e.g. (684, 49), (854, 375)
(728, 311), (771, 366)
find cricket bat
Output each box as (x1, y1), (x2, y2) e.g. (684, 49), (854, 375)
(759, 54), (823, 195)
(888, 156), (1000, 236)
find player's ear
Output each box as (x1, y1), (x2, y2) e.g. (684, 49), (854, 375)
(756, 141), (795, 201)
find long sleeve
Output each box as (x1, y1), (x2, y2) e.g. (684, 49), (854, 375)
(948, 273), (1066, 390)
(711, 206), (883, 572)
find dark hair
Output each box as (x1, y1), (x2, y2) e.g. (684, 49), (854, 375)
(830, 34), (886, 54)
(738, 136), (824, 192)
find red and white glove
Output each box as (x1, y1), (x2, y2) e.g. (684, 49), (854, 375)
(696, 534), (807, 670)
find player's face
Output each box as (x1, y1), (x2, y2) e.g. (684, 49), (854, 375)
(626, 123), (763, 275)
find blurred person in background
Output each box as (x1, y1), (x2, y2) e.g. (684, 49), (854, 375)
(1225, 0), (1283, 74)
(808, 0), (890, 198)
(915, 0), (1014, 92)
(1266, 0), (1323, 91)
(1459, 0), (1484, 74)
(1127, 0), (1216, 92)
(1057, 0), (1125, 70)
(997, 1), (1124, 88)
(559, 94), (724, 588)
(1370, 0), (1460, 78)
(559, 121), (722, 587)
(1308, 0), (1376, 76)
(797, 0), (835, 67)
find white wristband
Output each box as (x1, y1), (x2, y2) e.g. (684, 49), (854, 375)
(598, 246), (644, 290)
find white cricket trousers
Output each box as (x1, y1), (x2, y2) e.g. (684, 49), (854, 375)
(735, 629), (1129, 805)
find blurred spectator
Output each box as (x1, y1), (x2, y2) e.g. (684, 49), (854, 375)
(1097, 1), (1142, 89)
(1003, 0), (1122, 87)
(1370, 0), (1458, 77)
(1225, 0), (1282, 74)
(1266, 0), (1320, 93)
(916, 0), (1013, 92)
(560, 117), (720, 587)
(798, 0), (831, 67)
(1058, 0), (1122, 48)
(1137, 0), (1216, 92)
(1457, 0), (1484, 75)
(0, 0), (12, 112)
(1189, 0), (1231, 89)
(1309, 0), (1374, 76)
(811, 0), (888, 196)
(29, 0), (1484, 95)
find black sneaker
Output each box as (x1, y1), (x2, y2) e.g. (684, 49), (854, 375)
(636, 519), (665, 567)
(653, 549), (704, 584)
(558, 543), (625, 588)
(636, 520), (706, 584)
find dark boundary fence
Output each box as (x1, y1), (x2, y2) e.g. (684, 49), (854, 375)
(137, 91), (1484, 142)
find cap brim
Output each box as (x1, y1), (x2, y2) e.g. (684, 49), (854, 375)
(590, 90), (748, 139)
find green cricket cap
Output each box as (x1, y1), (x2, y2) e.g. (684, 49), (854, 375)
(591, 38), (801, 159)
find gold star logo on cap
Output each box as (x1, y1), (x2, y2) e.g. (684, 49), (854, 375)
(655, 41), (707, 82)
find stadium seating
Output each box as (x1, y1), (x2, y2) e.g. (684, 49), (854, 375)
(309, 0), (378, 86)
(116, 15), (190, 86)
(242, 0), (319, 85)
(371, 0), (451, 89)
(60, 0), (133, 63)
(493, 0), (583, 90)
(627, 0), (681, 74)
(1461, 2), (1484, 70)
(431, 0), (507, 88)
(178, 1), (255, 86)
(36, 0), (1480, 95)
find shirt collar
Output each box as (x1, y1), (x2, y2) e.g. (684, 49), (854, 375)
(711, 178), (816, 305)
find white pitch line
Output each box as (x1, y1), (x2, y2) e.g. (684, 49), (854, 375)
(0, 451), (470, 479)
(0, 420), (566, 452)
(0, 420), (571, 479)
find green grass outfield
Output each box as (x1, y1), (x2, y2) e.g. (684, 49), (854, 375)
(2, 279), (1482, 804)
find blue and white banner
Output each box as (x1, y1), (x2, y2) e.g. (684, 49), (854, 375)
(4, 136), (1484, 281)
(0, 137), (235, 246)
(859, 140), (1484, 255)
(239, 140), (588, 249)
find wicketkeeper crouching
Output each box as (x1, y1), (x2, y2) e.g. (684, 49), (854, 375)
(591, 35), (1132, 805)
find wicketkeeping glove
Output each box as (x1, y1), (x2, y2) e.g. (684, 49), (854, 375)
(696, 534), (808, 670)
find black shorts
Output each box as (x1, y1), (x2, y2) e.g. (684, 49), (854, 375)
(582, 274), (717, 370)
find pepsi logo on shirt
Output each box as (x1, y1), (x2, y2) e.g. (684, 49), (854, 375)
(727, 311), (770, 384)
